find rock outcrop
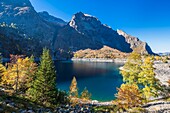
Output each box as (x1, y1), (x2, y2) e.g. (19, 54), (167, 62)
(117, 29), (154, 54)
(0, 0), (65, 57)
(0, 0), (64, 45)
(0, 0), (155, 57)
(54, 12), (154, 56)
(54, 12), (132, 54)
(154, 61), (170, 86)
(38, 11), (67, 27)
(0, 25), (42, 57)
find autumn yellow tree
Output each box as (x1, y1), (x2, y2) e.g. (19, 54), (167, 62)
(115, 84), (143, 111)
(121, 52), (142, 84)
(155, 56), (161, 61)
(120, 52), (161, 101)
(0, 64), (6, 83)
(80, 87), (91, 100)
(69, 76), (78, 98)
(139, 57), (161, 100)
(2, 56), (37, 93)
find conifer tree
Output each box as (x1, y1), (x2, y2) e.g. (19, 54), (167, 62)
(139, 57), (161, 100)
(121, 52), (142, 84)
(27, 48), (58, 106)
(69, 76), (78, 98)
(80, 87), (91, 100)
(0, 53), (5, 83)
(2, 57), (37, 93)
(120, 52), (161, 101)
(116, 84), (143, 110)
(0, 64), (6, 83)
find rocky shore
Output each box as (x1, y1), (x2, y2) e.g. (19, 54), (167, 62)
(143, 101), (170, 113)
(154, 61), (170, 86)
(71, 58), (127, 63)
(0, 97), (113, 113)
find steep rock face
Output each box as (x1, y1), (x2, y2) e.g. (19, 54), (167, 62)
(0, 0), (58, 45)
(0, 0), (155, 57)
(54, 12), (132, 53)
(38, 11), (67, 27)
(117, 29), (154, 54)
(0, 26), (42, 57)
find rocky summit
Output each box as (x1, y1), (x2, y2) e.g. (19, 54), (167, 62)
(54, 12), (132, 53)
(54, 12), (155, 55)
(0, 0), (155, 57)
(38, 11), (67, 27)
(117, 29), (154, 54)
(0, 0), (55, 43)
(0, 0), (65, 57)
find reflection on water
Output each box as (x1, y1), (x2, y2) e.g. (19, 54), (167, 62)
(55, 61), (124, 101)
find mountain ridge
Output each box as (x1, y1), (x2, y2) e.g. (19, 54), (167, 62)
(54, 12), (155, 56)
(0, 0), (155, 57)
(38, 11), (67, 27)
(117, 29), (154, 54)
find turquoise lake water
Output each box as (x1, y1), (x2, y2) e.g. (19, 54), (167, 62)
(55, 61), (123, 102)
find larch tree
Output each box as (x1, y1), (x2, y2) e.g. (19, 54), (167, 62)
(69, 76), (78, 98)
(2, 57), (37, 93)
(139, 57), (161, 100)
(80, 87), (91, 100)
(120, 52), (161, 101)
(0, 63), (6, 83)
(115, 84), (143, 111)
(121, 52), (142, 84)
(27, 48), (58, 106)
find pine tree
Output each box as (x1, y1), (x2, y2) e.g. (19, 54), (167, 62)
(27, 48), (58, 106)
(69, 76), (78, 98)
(80, 87), (91, 100)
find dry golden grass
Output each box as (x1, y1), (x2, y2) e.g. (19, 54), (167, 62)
(74, 46), (129, 59)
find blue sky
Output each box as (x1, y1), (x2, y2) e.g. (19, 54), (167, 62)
(30, 0), (170, 53)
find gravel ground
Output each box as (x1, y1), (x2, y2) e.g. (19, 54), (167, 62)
(154, 61), (170, 86)
(143, 101), (170, 113)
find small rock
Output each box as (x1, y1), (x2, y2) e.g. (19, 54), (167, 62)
(7, 102), (15, 108)
(70, 111), (74, 113)
(28, 107), (32, 110)
(0, 108), (3, 111)
(5, 99), (11, 104)
(27, 110), (34, 113)
(20, 110), (27, 113)
(81, 108), (84, 111)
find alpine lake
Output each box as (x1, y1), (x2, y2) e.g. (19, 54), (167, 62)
(55, 60), (124, 102)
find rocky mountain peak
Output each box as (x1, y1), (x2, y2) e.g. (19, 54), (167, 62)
(117, 29), (154, 54)
(69, 12), (101, 33)
(0, 0), (57, 49)
(117, 29), (129, 38)
(38, 11), (67, 26)
(0, 0), (155, 57)
(55, 12), (133, 53)
(39, 11), (49, 16)
(0, 0), (33, 14)
(1, 0), (32, 6)
(0, 0), (36, 22)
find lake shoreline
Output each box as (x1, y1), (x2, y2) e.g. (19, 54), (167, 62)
(71, 58), (127, 63)
(2, 57), (127, 63)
